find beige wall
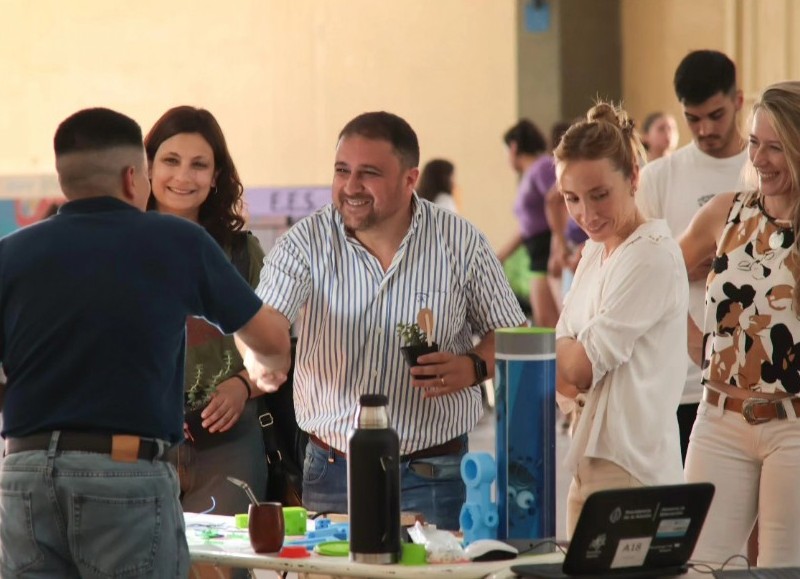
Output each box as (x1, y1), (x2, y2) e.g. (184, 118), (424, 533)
(622, 0), (800, 144)
(621, 0), (736, 145)
(6, 1), (800, 246)
(0, 0), (519, 247)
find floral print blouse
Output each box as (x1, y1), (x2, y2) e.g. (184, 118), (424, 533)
(703, 191), (800, 394)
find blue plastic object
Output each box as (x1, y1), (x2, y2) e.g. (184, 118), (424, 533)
(314, 518), (332, 530)
(459, 452), (499, 545)
(283, 536), (338, 551)
(495, 328), (556, 543)
(282, 522), (350, 551)
(306, 523), (349, 540)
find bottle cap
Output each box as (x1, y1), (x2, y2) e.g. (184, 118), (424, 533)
(314, 540), (350, 557)
(359, 394), (388, 407)
(234, 514), (249, 528)
(400, 543), (427, 565)
(279, 545), (310, 558)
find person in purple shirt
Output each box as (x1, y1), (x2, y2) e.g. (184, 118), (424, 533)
(544, 121), (589, 297)
(497, 119), (561, 327)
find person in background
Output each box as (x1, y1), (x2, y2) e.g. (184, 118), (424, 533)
(245, 111), (526, 530)
(0, 107), (290, 576)
(497, 119), (560, 328)
(545, 120), (588, 296)
(554, 102), (687, 537)
(145, 106), (269, 532)
(641, 111), (679, 162)
(679, 81), (800, 568)
(417, 158), (458, 213)
(636, 50), (748, 464)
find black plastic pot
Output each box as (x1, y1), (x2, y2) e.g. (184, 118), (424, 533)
(400, 342), (439, 380)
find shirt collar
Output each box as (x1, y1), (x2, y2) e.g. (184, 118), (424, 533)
(333, 192), (425, 244)
(58, 196), (139, 216)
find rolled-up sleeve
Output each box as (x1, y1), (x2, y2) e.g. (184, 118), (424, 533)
(256, 229), (311, 324)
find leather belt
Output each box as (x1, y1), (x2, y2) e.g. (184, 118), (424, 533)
(4, 431), (170, 462)
(309, 434), (464, 462)
(703, 388), (800, 425)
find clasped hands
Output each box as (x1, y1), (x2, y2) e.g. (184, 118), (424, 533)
(409, 351), (476, 399)
(242, 348), (291, 394)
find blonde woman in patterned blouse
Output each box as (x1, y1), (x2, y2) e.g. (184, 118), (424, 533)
(679, 81), (800, 567)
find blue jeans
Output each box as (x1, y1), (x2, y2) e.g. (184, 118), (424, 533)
(302, 435), (467, 530)
(0, 433), (189, 578)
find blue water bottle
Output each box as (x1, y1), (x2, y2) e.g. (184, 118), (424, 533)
(494, 327), (556, 550)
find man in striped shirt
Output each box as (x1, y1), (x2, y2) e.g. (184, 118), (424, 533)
(249, 111), (526, 529)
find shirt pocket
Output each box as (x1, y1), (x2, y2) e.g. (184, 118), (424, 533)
(409, 288), (463, 346)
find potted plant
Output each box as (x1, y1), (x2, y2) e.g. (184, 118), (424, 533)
(183, 358), (232, 435)
(396, 322), (438, 379)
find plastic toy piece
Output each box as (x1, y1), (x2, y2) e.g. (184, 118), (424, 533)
(283, 506), (308, 536)
(459, 452), (499, 545)
(314, 518), (331, 529)
(279, 545), (311, 558)
(314, 540), (350, 557)
(306, 523), (349, 540)
(234, 514), (249, 529)
(400, 543), (427, 565)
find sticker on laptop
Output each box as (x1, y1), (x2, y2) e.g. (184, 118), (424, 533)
(611, 537), (652, 568)
(656, 518), (691, 538)
(585, 534), (607, 559)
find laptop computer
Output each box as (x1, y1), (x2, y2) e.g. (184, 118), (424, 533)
(512, 482), (715, 578)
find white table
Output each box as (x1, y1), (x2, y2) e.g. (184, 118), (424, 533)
(185, 513), (562, 578)
(186, 514), (734, 579)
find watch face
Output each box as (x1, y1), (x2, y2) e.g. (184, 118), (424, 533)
(469, 353), (488, 382)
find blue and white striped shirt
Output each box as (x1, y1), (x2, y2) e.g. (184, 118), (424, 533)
(256, 196), (526, 454)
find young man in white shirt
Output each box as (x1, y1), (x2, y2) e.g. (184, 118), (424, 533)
(636, 50), (749, 462)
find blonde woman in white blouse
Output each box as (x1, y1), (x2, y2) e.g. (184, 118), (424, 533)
(553, 101), (688, 537)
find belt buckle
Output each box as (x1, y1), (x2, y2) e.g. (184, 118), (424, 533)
(741, 398), (772, 425)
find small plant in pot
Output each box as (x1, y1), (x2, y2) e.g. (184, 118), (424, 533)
(396, 322), (439, 379)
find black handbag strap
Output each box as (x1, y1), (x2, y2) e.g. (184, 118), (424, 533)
(230, 231), (251, 281)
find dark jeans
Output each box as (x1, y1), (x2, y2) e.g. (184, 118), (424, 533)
(302, 435), (468, 530)
(677, 402), (700, 465)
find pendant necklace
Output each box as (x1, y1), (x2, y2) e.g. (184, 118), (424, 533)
(769, 226), (794, 250)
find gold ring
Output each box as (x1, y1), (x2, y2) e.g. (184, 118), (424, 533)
(440, 376), (446, 387)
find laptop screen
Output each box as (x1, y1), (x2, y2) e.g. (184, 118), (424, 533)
(564, 483), (714, 575)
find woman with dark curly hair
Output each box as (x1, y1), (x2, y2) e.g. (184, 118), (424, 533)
(145, 107), (268, 529)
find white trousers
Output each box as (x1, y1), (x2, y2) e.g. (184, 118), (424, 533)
(566, 457), (643, 539)
(685, 397), (800, 567)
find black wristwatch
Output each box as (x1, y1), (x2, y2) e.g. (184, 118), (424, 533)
(466, 352), (488, 385)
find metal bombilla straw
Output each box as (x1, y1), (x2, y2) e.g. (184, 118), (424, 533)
(227, 476), (260, 505)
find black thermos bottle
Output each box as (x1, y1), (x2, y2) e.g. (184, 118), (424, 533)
(347, 394), (401, 563)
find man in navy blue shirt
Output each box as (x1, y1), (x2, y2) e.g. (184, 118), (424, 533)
(0, 108), (290, 577)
